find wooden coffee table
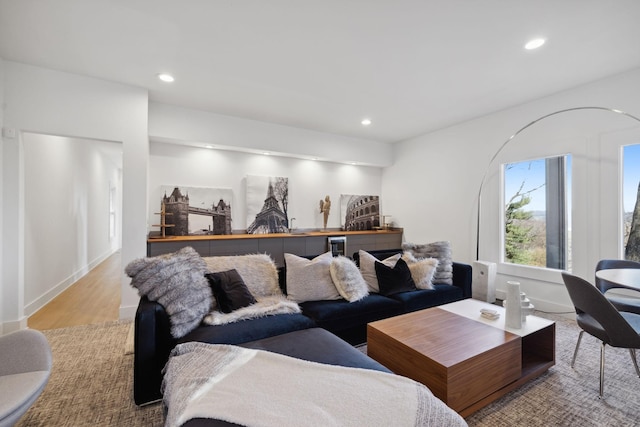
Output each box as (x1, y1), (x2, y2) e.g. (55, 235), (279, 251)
(367, 299), (555, 417)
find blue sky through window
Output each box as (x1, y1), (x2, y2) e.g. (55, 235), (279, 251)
(504, 156), (572, 212)
(504, 144), (638, 214)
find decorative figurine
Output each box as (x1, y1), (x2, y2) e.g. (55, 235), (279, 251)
(319, 195), (331, 230)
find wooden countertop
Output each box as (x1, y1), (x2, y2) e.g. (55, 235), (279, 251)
(148, 228), (402, 243)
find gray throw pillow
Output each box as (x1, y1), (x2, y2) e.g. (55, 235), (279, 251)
(402, 241), (453, 285)
(285, 252), (341, 303)
(330, 256), (369, 302)
(125, 246), (212, 339)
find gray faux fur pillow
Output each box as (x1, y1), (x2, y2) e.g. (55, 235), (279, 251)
(125, 246), (212, 339)
(330, 256), (369, 302)
(402, 241), (453, 285)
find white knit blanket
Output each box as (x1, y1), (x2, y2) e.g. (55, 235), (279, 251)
(162, 342), (467, 427)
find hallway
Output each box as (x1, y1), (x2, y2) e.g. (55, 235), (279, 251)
(27, 251), (122, 330)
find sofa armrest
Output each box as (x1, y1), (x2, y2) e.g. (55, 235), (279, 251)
(452, 262), (472, 299)
(134, 296), (175, 405)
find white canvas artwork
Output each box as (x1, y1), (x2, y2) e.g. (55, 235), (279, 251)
(246, 175), (290, 234)
(157, 185), (233, 235)
(340, 194), (380, 231)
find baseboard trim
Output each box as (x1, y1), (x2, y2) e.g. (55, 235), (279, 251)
(25, 248), (119, 317)
(1, 317), (28, 335)
(119, 303), (138, 321)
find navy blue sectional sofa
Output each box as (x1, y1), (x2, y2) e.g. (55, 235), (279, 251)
(133, 249), (472, 405)
(301, 249), (472, 344)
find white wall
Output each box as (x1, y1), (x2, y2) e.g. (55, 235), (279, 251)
(385, 67), (640, 313)
(149, 142), (383, 232)
(22, 133), (122, 315)
(1, 61), (148, 331)
(149, 102), (394, 168)
(0, 60), (386, 332)
(4, 57), (639, 328)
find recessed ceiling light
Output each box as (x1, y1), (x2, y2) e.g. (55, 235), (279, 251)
(157, 73), (175, 83)
(524, 38), (545, 50)
(205, 145), (214, 149)
(263, 152), (270, 156)
(361, 118), (372, 126)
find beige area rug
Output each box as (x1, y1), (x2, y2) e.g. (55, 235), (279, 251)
(17, 320), (164, 427)
(17, 315), (640, 426)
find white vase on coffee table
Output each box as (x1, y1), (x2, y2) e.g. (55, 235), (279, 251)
(504, 281), (522, 329)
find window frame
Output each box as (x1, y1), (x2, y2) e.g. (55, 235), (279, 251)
(499, 154), (571, 274)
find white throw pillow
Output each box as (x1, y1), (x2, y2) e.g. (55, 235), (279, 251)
(330, 256), (369, 302)
(402, 252), (439, 290)
(358, 250), (402, 293)
(203, 254), (281, 297)
(285, 252), (342, 303)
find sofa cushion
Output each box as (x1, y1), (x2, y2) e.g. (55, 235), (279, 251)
(386, 284), (464, 312)
(330, 256), (369, 302)
(203, 254), (281, 297)
(126, 246), (213, 339)
(403, 241), (453, 285)
(285, 252), (341, 303)
(178, 313), (316, 346)
(299, 294), (402, 335)
(375, 258), (417, 296)
(358, 250), (402, 293)
(239, 328), (391, 373)
(205, 270), (257, 313)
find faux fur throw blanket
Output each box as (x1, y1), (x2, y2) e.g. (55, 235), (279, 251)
(162, 342), (468, 427)
(202, 295), (301, 326)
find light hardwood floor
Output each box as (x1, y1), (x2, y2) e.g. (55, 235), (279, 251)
(28, 251), (122, 330)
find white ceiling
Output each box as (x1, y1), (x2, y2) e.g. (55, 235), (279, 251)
(1, 0), (640, 143)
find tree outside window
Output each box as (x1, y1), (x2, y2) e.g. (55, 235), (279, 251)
(504, 155), (571, 270)
(624, 144), (640, 261)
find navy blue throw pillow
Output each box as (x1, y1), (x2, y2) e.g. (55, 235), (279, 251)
(374, 258), (417, 296)
(205, 269), (257, 313)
